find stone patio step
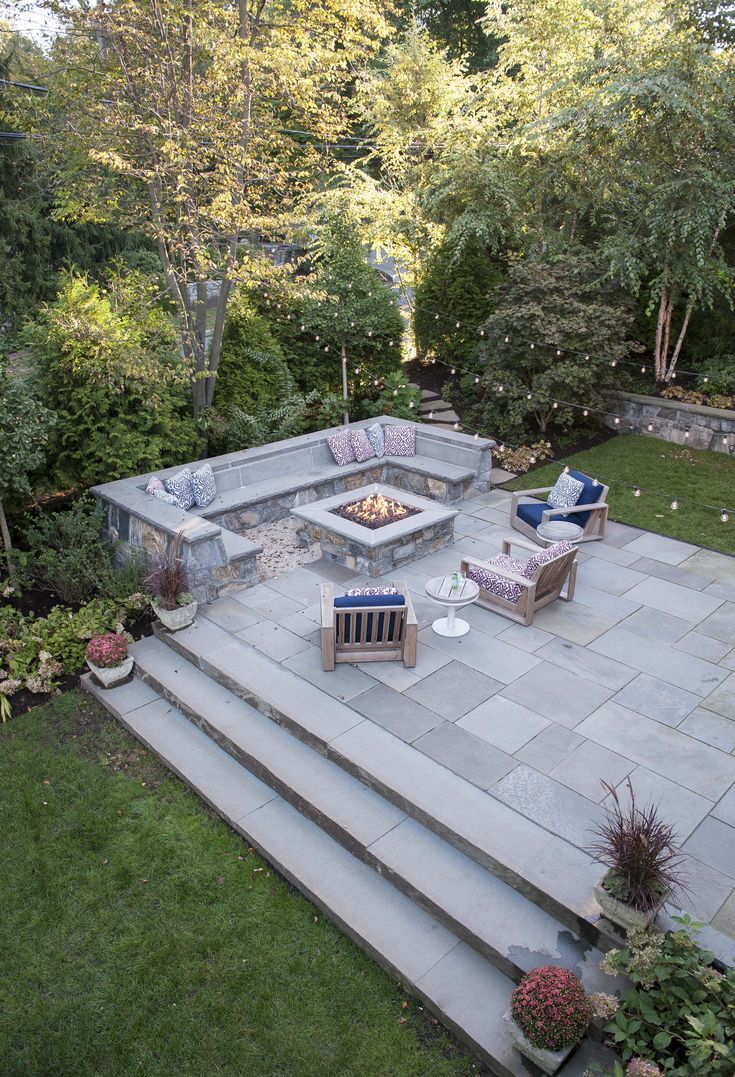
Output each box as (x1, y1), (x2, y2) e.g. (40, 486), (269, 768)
(154, 616), (617, 949)
(128, 635), (618, 998)
(81, 671), (531, 1076)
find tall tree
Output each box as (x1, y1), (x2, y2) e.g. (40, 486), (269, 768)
(31, 0), (391, 415)
(479, 0), (735, 380)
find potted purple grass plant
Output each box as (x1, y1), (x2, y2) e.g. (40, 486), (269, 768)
(589, 780), (687, 932)
(146, 533), (197, 631)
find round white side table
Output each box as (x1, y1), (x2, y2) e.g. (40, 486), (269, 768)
(536, 520), (584, 547)
(425, 575), (480, 637)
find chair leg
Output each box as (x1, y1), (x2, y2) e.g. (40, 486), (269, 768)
(403, 622), (417, 667)
(562, 561), (577, 601)
(321, 627), (335, 670)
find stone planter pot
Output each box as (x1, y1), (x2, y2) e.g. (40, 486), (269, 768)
(503, 1011), (576, 1075)
(153, 598), (197, 631)
(86, 655), (134, 688)
(594, 879), (662, 932)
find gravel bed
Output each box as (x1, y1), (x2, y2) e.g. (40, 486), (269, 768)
(249, 517), (321, 581)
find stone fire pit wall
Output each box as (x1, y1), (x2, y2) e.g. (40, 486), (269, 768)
(92, 417), (495, 602)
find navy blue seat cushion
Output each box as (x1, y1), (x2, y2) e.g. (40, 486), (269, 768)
(516, 500), (548, 529)
(333, 593), (405, 644)
(334, 594), (405, 608)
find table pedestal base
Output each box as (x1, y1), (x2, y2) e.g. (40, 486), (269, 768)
(432, 606), (470, 637)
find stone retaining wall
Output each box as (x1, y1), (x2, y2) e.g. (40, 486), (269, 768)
(605, 391), (735, 453)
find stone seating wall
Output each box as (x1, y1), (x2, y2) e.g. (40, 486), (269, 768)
(92, 417), (495, 602)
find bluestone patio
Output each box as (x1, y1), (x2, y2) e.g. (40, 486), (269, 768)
(87, 485), (735, 1075)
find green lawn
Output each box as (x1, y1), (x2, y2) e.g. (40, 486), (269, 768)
(0, 693), (482, 1077)
(505, 435), (735, 555)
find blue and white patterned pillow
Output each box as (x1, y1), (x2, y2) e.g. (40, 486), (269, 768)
(547, 472), (584, 510)
(366, 422), (385, 458)
(146, 475), (182, 507)
(384, 424), (416, 457)
(164, 467), (195, 510)
(192, 463), (216, 508)
(327, 430), (357, 467)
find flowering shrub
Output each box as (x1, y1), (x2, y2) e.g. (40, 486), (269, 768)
(601, 917), (735, 1074)
(589, 992), (619, 1023)
(511, 966), (591, 1051)
(626, 1061), (663, 1077)
(493, 440), (554, 475)
(86, 633), (129, 668)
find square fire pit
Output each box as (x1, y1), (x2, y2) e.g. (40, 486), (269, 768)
(291, 483), (458, 577)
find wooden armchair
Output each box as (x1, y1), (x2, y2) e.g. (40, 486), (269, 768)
(460, 538), (578, 626)
(320, 581), (418, 670)
(510, 469), (609, 542)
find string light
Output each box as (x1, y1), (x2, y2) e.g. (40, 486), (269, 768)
(647, 423), (654, 432)
(563, 465), (570, 473)
(583, 409), (589, 417)
(553, 401), (559, 409)
(684, 429), (690, 439)
(451, 367), (456, 375)
(614, 417), (621, 424)
(634, 486), (641, 497)
(671, 497), (679, 511)
(453, 422), (460, 430)
(721, 510), (729, 522)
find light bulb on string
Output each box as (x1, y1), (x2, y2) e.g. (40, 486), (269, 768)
(474, 376), (480, 384)
(530, 455), (537, 464)
(527, 392), (533, 400)
(721, 510), (729, 523)
(456, 321), (461, 328)
(633, 486), (641, 497)
(614, 417), (621, 425)
(451, 367), (456, 375)
(431, 358), (436, 364)
(428, 411), (434, 420)
(435, 314), (440, 321)
(499, 443), (505, 452)
(585, 354), (590, 361)
(530, 343), (535, 350)
(641, 366), (646, 374)
(553, 401), (559, 409)
(498, 384), (504, 393)
(611, 360), (617, 367)
(453, 422), (460, 430)
(300, 324), (305, 331)
(647, 423), (654, 432)
(324, 346), (329, 352)
(368, 330), (373, 337)
(684, 429), (690, 439)
(373, 378), (379, 386)
(704, 377), (709, 383)
(474, 432), (479, 439)
(671, 372), (677, 379)
(393, 389), (398, 397)
(480, 329), (485, 336)
(563, 465), (570, 473)
(315, 335), (320, 341)
(670, 497), (679, 511)
(583, 409), (589, 417)
(556, 349), (562, 356)
(504, 335), (510, 343)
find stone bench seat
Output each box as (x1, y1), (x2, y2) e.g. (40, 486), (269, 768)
(199, 454), (476, 520)
(93, 418), (495, 602)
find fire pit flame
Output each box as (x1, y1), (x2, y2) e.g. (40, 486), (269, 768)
(332, 492), (421, 530)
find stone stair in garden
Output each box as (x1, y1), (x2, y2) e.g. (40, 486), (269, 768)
(84, 609), (622, 1077)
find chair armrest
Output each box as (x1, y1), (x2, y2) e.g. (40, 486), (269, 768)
(541, 501), (606, 519)
(512, 486), (554, 501)
(320, 583), (334, 628)
(502, 536), (544, 556)
(396, 579), (418, 626)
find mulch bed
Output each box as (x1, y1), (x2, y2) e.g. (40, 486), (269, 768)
(4, 582), (154, 719)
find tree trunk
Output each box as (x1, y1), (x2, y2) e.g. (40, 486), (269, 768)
(0, 498), (15, 583)
(665, 300), (694, 383)
(205, 278), (233, 408)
